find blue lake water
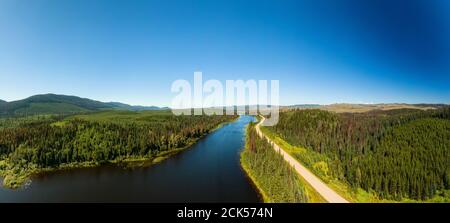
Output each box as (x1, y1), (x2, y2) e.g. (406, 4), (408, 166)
(0, 115), (260, 202)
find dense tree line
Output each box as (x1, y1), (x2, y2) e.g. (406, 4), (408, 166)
(0, 115), (65, 130)
(241, 123), (308, 203)
(267, 107), (450, 200)
(0, 113), (235, 169)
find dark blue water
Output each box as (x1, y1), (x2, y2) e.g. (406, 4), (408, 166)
(0, 116), (260, 202)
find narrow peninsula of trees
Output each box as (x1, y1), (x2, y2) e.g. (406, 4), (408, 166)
(241, 122), (308, 203)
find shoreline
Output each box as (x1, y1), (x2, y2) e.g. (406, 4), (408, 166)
(239, 153), (270, 203)
(239, 117), (327, 203)
(0, 117), (238, 190)
(238, 120), (269, 203)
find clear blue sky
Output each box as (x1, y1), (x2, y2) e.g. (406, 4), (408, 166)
(0, 0), (449, 106)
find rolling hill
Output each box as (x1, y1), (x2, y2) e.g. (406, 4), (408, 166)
(0, 94), (166, 116)
(105, 102), (169, 111)
(321, 103), (445, 113)
(280, 103), (446, 113)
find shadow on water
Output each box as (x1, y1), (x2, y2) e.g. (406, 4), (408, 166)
(0, 115), (261, 202)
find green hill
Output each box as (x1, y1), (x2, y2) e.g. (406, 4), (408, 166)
(0, 94), (166, 116)
(105, 102), (168, 111)
(0, 94), (112, 116)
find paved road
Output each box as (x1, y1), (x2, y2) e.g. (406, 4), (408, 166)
(255, 116), (350, 203)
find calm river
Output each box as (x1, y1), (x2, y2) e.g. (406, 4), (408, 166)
(0, 115), (260, 202)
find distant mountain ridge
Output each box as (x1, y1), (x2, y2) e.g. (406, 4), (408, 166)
(321, 103), (446, 113)
(105, 102), (169, 111)
(284, 104), (321, 109)
(1, 94), (446, 117)
(0, 94), (167, 116)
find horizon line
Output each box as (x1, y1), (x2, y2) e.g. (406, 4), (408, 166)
(1, 93), (449, 107)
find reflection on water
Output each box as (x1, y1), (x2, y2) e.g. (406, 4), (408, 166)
(0, 116), (260, 202)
